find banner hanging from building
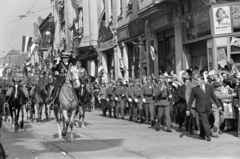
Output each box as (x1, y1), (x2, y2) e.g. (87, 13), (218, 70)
(212, 6), (232, 35)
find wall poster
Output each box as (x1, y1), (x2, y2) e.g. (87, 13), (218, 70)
(212, 6), (232, 35)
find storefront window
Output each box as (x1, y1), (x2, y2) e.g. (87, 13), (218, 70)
(158, 29), (175, 74)
(190, 40), (208, 71)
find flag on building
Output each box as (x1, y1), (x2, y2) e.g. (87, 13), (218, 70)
(22, 36), (33, 53)
(150, 45), (155, 60)
(30, 43), (37, 57)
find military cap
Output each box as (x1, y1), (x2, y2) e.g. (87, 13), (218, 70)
(116, 78), (122, 83)
(146, 76), (152, 80)
(129, 79), (134, 83)
(61, 52), (71, 58)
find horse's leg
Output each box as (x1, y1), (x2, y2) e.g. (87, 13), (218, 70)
(36, 103), (41, 125)
(9, 106), (14, 129)
(15, 107), (20, 132)
(81, 103), (86, 129)
(45, 103), (49, 121)
(74, 105), (80, 128)
(61, 109), (69, 137)
(53, 105), (62, 140)
(20, 105), (24, 129)
(39, 103), (43, 124)
(70, 109), (76, 143)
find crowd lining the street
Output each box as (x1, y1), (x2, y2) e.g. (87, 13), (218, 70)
(89, 65), (240, 141)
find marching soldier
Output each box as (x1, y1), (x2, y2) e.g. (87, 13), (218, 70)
(126, 79), (134, 121)
(105, 81), (116, 118)
(142, 76), (155, 125)
(114, 79), (124, 119)
(132, 78), (144, 123)
(154, 77), (172, 132)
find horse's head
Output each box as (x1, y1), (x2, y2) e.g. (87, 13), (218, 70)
(13, 83), (21, 99)
(67, 64), (81, 89)
(79, 83), (86, 97)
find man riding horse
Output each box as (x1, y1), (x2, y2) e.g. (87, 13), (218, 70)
(50, 52), (75, 103)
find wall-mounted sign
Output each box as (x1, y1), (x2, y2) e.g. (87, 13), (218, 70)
(99, 39), (116, 52)
(128, 19), (145, 38)
(180, 8), (211, 43)
(117, 27), (129, 42)
(231, 4), (240, 32)
(212, 6), (232, 35)
(231, 37), (240, 47)
(217, 48), (227, 68)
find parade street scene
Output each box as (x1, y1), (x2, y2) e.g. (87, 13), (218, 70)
(0, 0), (240, 159)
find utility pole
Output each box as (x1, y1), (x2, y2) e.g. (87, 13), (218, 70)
(64, 0), (71, 53)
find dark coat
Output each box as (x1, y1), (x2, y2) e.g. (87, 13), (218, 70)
(176, 85), (187, 110)
(187, 84), (222, 113)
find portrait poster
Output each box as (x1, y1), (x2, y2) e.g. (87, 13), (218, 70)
(212, 6), (232, 34)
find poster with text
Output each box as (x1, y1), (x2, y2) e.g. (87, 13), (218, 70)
(213, 6), (232, 34)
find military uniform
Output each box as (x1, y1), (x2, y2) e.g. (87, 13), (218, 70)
(142, 77), (155, 124)
(126, 80), (134, 121)
(105, 82), (116, 118)
(114, 79), (124, 119)
(50, 53), (73, 102)
(132, 79), (144, 123)
(154, 81), (172, 131)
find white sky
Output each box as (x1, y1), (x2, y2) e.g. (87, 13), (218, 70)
(0, 0), (53, 56)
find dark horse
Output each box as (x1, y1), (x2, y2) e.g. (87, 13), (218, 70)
(7, 81), (25, 131)
(30, 75), (48, 124)
(75, 78), (91, 128)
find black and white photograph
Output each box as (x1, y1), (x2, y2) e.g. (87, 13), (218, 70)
(0, 0), (240, 159)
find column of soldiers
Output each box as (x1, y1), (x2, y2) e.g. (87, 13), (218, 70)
(97, 75), (175, 132)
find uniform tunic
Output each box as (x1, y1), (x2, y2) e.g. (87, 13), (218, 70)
(142, 84), (154, 103)
(132, 86), (144, 104)
(114, 86), (123, 101)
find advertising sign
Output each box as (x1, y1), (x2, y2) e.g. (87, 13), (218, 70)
(231, 37), (240, 47)
(212, 6), (232, 35)
(217, 48), (227, 68)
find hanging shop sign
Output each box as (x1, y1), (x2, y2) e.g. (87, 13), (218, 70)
(99, 39), (116, 52)
(99, 26), (113, 43)
(128, 19), (145, 38)
(180, 7), (211, 43)
(212, 6), (232, 35)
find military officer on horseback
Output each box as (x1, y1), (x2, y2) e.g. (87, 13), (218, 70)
(50, 52), (74, 103)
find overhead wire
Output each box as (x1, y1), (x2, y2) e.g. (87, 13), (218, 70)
(0, 19), (20, 28)
(25, 0), (38, 15)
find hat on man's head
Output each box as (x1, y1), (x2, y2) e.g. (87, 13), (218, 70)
(61, 52), (71, 58)
(146, 76), (152, 80)
(135, 78), (140, 83)
(193, 70), (200, 77)
(117, 78), (122, 83)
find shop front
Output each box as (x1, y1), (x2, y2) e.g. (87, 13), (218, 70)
(117, 18), (145, 79)
(98, 24), (117, 81)
(180, 2), (240, 71)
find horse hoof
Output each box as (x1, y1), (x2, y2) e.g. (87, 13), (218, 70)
(75, 122), (79, 128)
(62, 131), (67, 137)
(81, 125), (85, 129)
(59, 136), (62, 140)
(20, 125), (24, 129)
(70, 140), (74, 143)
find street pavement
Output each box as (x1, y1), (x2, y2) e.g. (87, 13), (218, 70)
(0, 109), (240, 159)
